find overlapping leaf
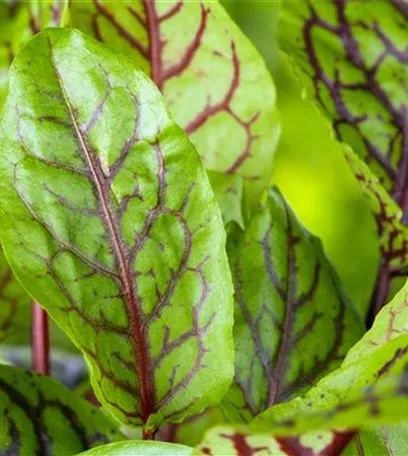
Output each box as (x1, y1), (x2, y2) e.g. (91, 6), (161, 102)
(222, 188), (364, 423)
(0, 365), (123, 455)
(0, 250), (31, 344)
(279, 0), (408, 271)
(251, 280), (408, 434)
(344, 424), (408, 456)
(0, 28), (234, 431)
(78, 441), (192, 455)
(70, 0), (280, 204)
(0, 0), (68, 109)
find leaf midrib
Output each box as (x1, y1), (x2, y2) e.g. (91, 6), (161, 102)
(47, 39), (154, 423)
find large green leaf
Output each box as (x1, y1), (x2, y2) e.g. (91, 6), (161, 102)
(78, 441), (192, 456)
(0, 365), (123, 455)
(0, 28), (234, 431)
(279, 0), (408, 271)
(252, 280), (408, 434)
(0, 250), (31, 344)
(70, 0), (280, 204)
(222, 187), (363, 422)
(0, 0), (68, 109)
(344, 424), (408, 456)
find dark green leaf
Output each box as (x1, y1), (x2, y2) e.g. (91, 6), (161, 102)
(0, 28), (234, 431)
(78, 441), (192, 456)
(70, 0), (280, 205)
(252, 279), (408, 434)
(222, 187), (364, 422)
(0, 365), (123, 455)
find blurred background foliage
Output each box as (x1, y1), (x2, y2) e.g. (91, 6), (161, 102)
(223, 0), (379, 317)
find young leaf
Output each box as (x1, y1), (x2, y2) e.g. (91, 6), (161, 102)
(0, 250), (31, 344)
(78, 441), (192, 456)
(0, 365), (123, 455)
(252, 280), (408, 434)
(0, 0), (68, 109)
(343, 424), (408, 456)
(222, 187), (364, 422)
(0, 28), (234, 431)
(70, 0), (280, 204)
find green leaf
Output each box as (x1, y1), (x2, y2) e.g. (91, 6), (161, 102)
(78, 441), (192, 456)
(343, 424), (408, 455)
(279, 0), (408, 269)
(207, 171), (245, 229)
(70, 0), (280, 205)
(0, 0), (68, 109)
(251, 280), (408, 434)
(0, 250), (31, 344)
(0, 28), (234, 431)
(0, 365), (123, 455)
(222, 187), (364, 422)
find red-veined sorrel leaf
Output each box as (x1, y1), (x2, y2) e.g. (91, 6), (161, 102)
(0, 248), (31, 344)
(251, 280), (408, 434)
(279, 0), (408, 272)
(70, 0), (280, 205)
(0, 365), (123, 455)
(0, 28), (234, 431)
(222, 187), (364, 423)
(0, 0), (68, 109)
(193, 427), (353, 456)
(78, 441), (192, 456)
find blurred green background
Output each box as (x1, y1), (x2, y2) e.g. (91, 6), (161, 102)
(222, 0), (379, 316)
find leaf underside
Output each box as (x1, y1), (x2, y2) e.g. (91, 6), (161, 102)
(279, 0), (408, 269)
(70, 0), (280, 204)
(223, 188), (363, 422)
(0, 365), (122, 456)
(0, 28), (234, 430)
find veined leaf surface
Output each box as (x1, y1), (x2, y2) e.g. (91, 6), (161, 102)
(252, 280), (408, 434)
(70, 0), (280, 204)
(0, 365), (123, 455)
(223, 188), (363, 422)
(344, 424), (408, 456)
(0, 249), (31, 344)
(279, 0), (408, 270)
(0, 0), (68, 109)
(0, 28), (234, 430)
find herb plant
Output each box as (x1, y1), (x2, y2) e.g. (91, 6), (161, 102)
(0, 1), (407, 455)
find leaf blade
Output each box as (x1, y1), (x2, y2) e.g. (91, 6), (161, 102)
(0, 28), (234, 430)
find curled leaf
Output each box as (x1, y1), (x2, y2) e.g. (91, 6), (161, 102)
(223, 187), (363, 422)
(0, 365), (123, 455)
(0, 28), (234, 430)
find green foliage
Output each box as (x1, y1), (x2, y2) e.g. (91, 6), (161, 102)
(0, 1), (407, 454)
(78, 441), (192, 456)
(0, 365), (123, 455)
(0, 28), (234, 431)
(223, 187), (363, 422)
(69, 0), (280, 205)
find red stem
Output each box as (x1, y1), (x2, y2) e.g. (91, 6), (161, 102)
(31, 301), (50, 376)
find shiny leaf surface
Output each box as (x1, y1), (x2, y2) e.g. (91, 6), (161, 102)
(0, 28), (234, 431)
(78, 441), (192, 456)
